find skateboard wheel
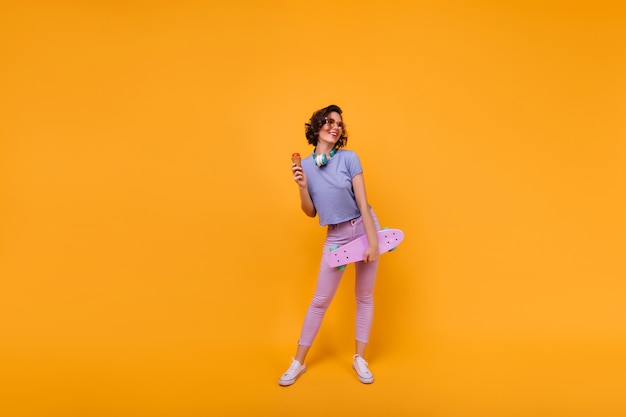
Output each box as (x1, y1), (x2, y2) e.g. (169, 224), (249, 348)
(329, 245), (346, 271)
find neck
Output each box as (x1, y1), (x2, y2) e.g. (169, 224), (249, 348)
(315, 144), (335, 156)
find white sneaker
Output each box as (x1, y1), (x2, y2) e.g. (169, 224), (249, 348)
(279, 358), (306, 386)
(352, 354), (374, 384)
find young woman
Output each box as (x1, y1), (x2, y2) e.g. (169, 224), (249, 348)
(279, 104), (381, 386)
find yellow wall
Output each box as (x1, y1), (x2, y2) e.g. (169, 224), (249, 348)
(1, 1), (625, 416)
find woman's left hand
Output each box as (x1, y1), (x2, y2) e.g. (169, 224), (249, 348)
(363, 245), (380, 263)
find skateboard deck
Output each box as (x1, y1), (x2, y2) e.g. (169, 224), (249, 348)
(325, 228), (404, 269)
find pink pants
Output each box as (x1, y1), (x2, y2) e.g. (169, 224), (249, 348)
(298, 210), (380, 346)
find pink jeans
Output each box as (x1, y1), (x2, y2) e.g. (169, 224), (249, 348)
(298, 210), (380, 346)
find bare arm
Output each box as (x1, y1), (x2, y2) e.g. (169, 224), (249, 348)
(292, 163), (316, 217)
(352, 172), (379, 262)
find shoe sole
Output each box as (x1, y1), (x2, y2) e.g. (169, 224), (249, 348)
(278, 368), (306, 386)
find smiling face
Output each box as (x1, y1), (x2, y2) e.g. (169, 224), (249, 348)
(317, 111), (344, 148)
(304, 104), (348, 149)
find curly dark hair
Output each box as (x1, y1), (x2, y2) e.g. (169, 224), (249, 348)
(304, 104), (348, 148)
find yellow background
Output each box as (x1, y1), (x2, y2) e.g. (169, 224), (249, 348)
(1, 1), (625, 416)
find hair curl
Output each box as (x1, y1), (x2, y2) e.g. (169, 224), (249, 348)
(304, 104), (348, 148)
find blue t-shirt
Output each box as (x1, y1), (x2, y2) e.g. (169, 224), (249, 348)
(302, 149), (363, 226)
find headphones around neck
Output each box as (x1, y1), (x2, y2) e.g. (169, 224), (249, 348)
(312, 147), (337, 167)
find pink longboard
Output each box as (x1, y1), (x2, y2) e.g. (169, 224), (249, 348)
(325, 228), (404, 269)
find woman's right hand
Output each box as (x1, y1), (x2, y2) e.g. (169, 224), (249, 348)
(292, 163), (307, 188)
(292, 162), (316, 217)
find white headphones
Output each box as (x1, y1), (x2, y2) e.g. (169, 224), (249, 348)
(312, 147), (337, 167)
